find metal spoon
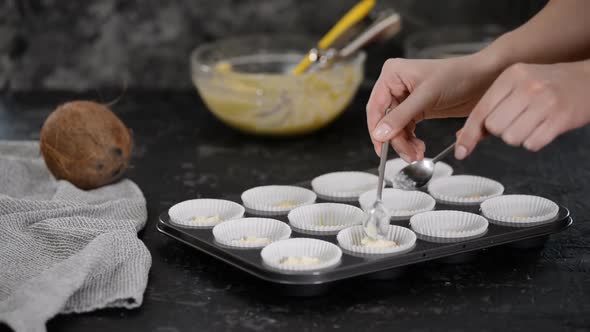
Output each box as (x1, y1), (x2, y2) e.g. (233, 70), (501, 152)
(362, 110), (393, 239)
(394, 143), (456, 190)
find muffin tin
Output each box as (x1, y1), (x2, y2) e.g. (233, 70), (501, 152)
(157, 168), (573, 296)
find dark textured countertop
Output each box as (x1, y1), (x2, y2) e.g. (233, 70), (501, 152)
(1, 89), (589, 331)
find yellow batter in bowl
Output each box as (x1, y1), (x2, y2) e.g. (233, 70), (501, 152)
(190, 35), (365, 135)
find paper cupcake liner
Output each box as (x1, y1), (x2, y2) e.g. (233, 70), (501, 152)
(311, 171), (379, 202)
(168, 199), (245, 228)
(337, 225), (417, 255)
(385, 158), (453, 189)
(428, 175), (504, 205)
(359, 188), (436, 220)
(212, 217), (291, 249)
(410, 210), (489, 242)
(241, 185), (316, 216)
(481, 195), (559, 227)
(260, 238), (342, 272)
(287, 203), (365, 234)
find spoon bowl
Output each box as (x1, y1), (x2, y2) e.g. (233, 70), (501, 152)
(362, 200), (390, 239)
(393, 143), (455, 191)
(398, 159), (435, 189)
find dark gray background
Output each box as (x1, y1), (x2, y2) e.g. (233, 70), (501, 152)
(1, 0), (547, 92)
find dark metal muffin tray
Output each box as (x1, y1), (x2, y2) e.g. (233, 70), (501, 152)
(157, 171), (573, 295)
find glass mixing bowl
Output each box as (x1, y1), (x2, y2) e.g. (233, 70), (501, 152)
(190, 35), (365, 135)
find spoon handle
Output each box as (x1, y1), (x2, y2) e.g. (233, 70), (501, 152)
(432, 142), (455, 163)
(376, 141), (389, 200)
(375, 107), (393, 201)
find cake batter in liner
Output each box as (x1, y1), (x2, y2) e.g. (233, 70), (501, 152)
(260, 238), (342, 272)
(287, 203), (365, 235)
(481, 194), (559, 227)
(168, 198), (245, 228)
(213, 217), (291, 249)
(241, 185), (316, 216)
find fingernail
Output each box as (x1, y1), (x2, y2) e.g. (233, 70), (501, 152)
(372, 123), (392, 141)
(399, 153), (411, 162)
(455, 145), (467, 160)
(523, 140), (532, 150)
(415, 148), (425, 160)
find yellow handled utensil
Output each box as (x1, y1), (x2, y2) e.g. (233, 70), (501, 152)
(305, 9), (401, 73)
(291, 0), (376, 75)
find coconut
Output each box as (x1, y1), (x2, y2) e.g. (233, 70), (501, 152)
(40, 100), (133, 190)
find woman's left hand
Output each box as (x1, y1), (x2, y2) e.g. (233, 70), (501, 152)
(456, 60), (590, 160)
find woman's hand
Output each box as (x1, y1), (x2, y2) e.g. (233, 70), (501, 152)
(366, 53), (503, 162)
(456, 61), (590, 159)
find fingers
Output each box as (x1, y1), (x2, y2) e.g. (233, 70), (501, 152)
(391, 133), (417, 162)
(367, 76), (402, 153)
(373, 127), (424, 163)
(405, 123), (425, 160)
(387, 119), (425, 162)
(523, 117), (563, 152)
(409, 136), (426, 160)
(372, 83), (438, 143)
(482, 92), (529, 143)
(367, 58), (433, 161)
(455, 128), (487, 146)
(373, 132), (421, 161)
(499, 102), (548, 147)
(373, 141), (382, 156)
(456, 66), (519, 159)
(366, 78), (394, 134)
(367, 59), (411, 141)
(456, 63), (569, 157)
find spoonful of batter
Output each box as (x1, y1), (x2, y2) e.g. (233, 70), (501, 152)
(393, 142), (456, 190)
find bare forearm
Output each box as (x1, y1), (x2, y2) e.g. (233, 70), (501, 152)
(482, 0), (590, 69)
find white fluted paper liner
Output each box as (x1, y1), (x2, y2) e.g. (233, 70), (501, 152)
(260, 238), (342, 272)
(168, 199), (245, 228)
(287, 203), (365, 234)
(359, 188), (436, 220)
(385, 158), (453, 188)
(241, 185), (317, 216)
(410, 210), (489, 242)
(212, 217), (291, 249)
(428, 175), (504, 205)
(481, 195), (559, 226)
(311, 171), (379, 202)
(337, 225), (417, 255)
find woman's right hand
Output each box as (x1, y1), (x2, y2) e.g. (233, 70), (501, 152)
(366, 52), (504, 162)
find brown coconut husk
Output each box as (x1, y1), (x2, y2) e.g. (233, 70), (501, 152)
(40, 100), (133, 190)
